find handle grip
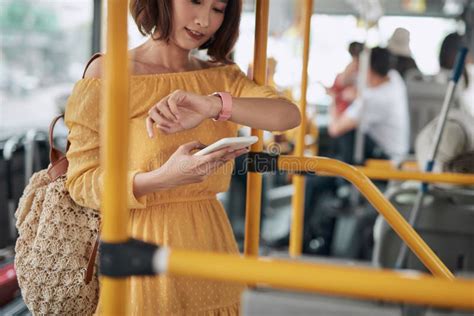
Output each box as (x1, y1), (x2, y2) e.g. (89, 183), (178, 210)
(450, 47), (468, 83)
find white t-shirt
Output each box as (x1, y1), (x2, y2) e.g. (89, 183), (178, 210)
(346, 70), (409, 161)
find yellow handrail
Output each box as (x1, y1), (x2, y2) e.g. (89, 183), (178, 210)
(279, 155), (454, 280)
(100, 0), (130, 314)
(244, 0), (269, 257)
(166, 249), (474, 310)
(364, 159), (419, 170)
(356, 167), (474, 185)
(289, 0), (313, 257)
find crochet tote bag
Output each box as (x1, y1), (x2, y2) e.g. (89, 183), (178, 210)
(14, 115), (100, 315)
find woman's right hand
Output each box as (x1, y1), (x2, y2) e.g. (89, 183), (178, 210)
(133, 141), (249, 198)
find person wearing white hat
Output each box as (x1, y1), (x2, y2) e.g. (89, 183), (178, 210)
(388, 27), (420, 78)
(416, 110), (474, 177)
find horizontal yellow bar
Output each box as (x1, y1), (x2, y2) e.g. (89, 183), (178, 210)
(365, 159), (418, 171)
(356, 167), (474, 185)
(167, 249), (474, 310)
(278, 155), (454, 280)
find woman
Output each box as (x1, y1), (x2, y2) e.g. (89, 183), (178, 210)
(65, 0), (301, 314)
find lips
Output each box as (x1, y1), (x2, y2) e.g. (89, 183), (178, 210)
(185, 27), (205, 41)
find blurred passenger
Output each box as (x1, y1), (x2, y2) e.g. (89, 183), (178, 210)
(462, 53), (474, 116)
(435, 32), (471, 112)
(437, 33), (469, 84)
(416, 110), (474, 175)
(303, 47), (409, 255)
(387, 27), (420, 78)
(327, 41), (364, 116)
(329, 47), (409, 161)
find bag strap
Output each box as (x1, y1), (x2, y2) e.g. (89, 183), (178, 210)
(85, 233), (100, 284)
(47, 53), (103, 180)
(47, 115), (69, 181)
(48, 114), (66, 163)
(46, 54), (105, 280)
(81, 54), (103, 279)
(47, 114), (101, 282)
(82, 53), (103, 79)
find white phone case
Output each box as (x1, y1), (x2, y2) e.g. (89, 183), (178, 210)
(193, 136), (258, 156)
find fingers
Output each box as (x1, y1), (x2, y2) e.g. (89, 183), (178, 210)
(202, 146), (250, 163)
(200, 147), (249, 174)
(159, 98), (179, 122)
(146, 113), (172, 137)
(146, 117), (154, 138)
(198, 147), (249, 168)
(176, 146), (250, 185)
(222, 147), (250, 160)
(148, 105), (174, 127)
(178, 141), (206, 154)
(146, 92), (186, 137)
(167, 91), (182, 120)
(197, 146), (232, 165)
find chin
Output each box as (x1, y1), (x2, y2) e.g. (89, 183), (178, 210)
(175, 40), (203, 51)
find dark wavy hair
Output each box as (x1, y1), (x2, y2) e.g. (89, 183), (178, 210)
(439, 32), (469, 87)
(370, 47), (391, 77)
(129, 0), (242, 64)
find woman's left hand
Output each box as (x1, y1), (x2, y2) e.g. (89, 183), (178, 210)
(146, 90), (221, 137)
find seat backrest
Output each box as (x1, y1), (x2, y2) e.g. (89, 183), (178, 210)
(372, 185), (474, 273)
(242, 288), (400, 316)
(405, 72), (448, 152)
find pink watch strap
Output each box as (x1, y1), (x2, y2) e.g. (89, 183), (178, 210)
(212, 92), (232, 121)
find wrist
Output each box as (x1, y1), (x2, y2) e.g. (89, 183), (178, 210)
(149, 168), (173, 191)
(133, 172), (153, 198)
(209, 92), (232, 121)
(207, 95), (223, 119)
(133, 170), (170, 197)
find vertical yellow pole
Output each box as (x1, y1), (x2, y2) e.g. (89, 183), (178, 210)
(99, 1), (130, 315)
(244, 0), (270, 256)
(289, 0), (313, 257)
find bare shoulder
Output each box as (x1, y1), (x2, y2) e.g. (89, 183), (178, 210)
(83, 55), (104, 79)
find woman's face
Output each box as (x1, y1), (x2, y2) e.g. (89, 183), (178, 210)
(171, 0), (227, 51)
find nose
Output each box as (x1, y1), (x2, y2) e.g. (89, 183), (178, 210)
(194, 7), (210, 28)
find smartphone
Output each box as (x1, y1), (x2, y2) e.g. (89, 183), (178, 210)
(193, 136), (258, 156)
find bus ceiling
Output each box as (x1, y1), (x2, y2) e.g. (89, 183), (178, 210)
(242, 0), (472, 19)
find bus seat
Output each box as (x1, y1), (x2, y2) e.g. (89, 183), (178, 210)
(242, 289), (400, 316)
(372, 185), (474, 273)
(254, 251), (474, 315)
(405, 72), (449, 152)
(415, 110), (474, 174)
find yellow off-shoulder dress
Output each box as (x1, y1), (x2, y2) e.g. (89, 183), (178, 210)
(64, 64), (279, 315)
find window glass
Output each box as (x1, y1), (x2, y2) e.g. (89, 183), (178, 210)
(0, 0), (93, 140)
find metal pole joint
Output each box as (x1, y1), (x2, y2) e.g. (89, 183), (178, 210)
(100, 239), (159, 277)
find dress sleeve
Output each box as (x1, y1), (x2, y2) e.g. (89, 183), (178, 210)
(65, 79), (147, 210)
(228, 66), (285, 99)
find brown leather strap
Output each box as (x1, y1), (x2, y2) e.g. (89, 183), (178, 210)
(85, 232), (100, 284)
(47, 115), (71, 181)
(48, 114), (66, 164)
(45, 54), (105, 282)
(82, 53), (104, 79)
(71, 53), (104, 283)
(47, 156), (69, 181)
(48, 53), (102, 166)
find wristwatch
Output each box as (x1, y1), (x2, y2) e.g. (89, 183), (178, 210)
(211, 92), (232, 121)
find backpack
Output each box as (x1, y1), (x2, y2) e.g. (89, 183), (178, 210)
(14, 115), (101, 315)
